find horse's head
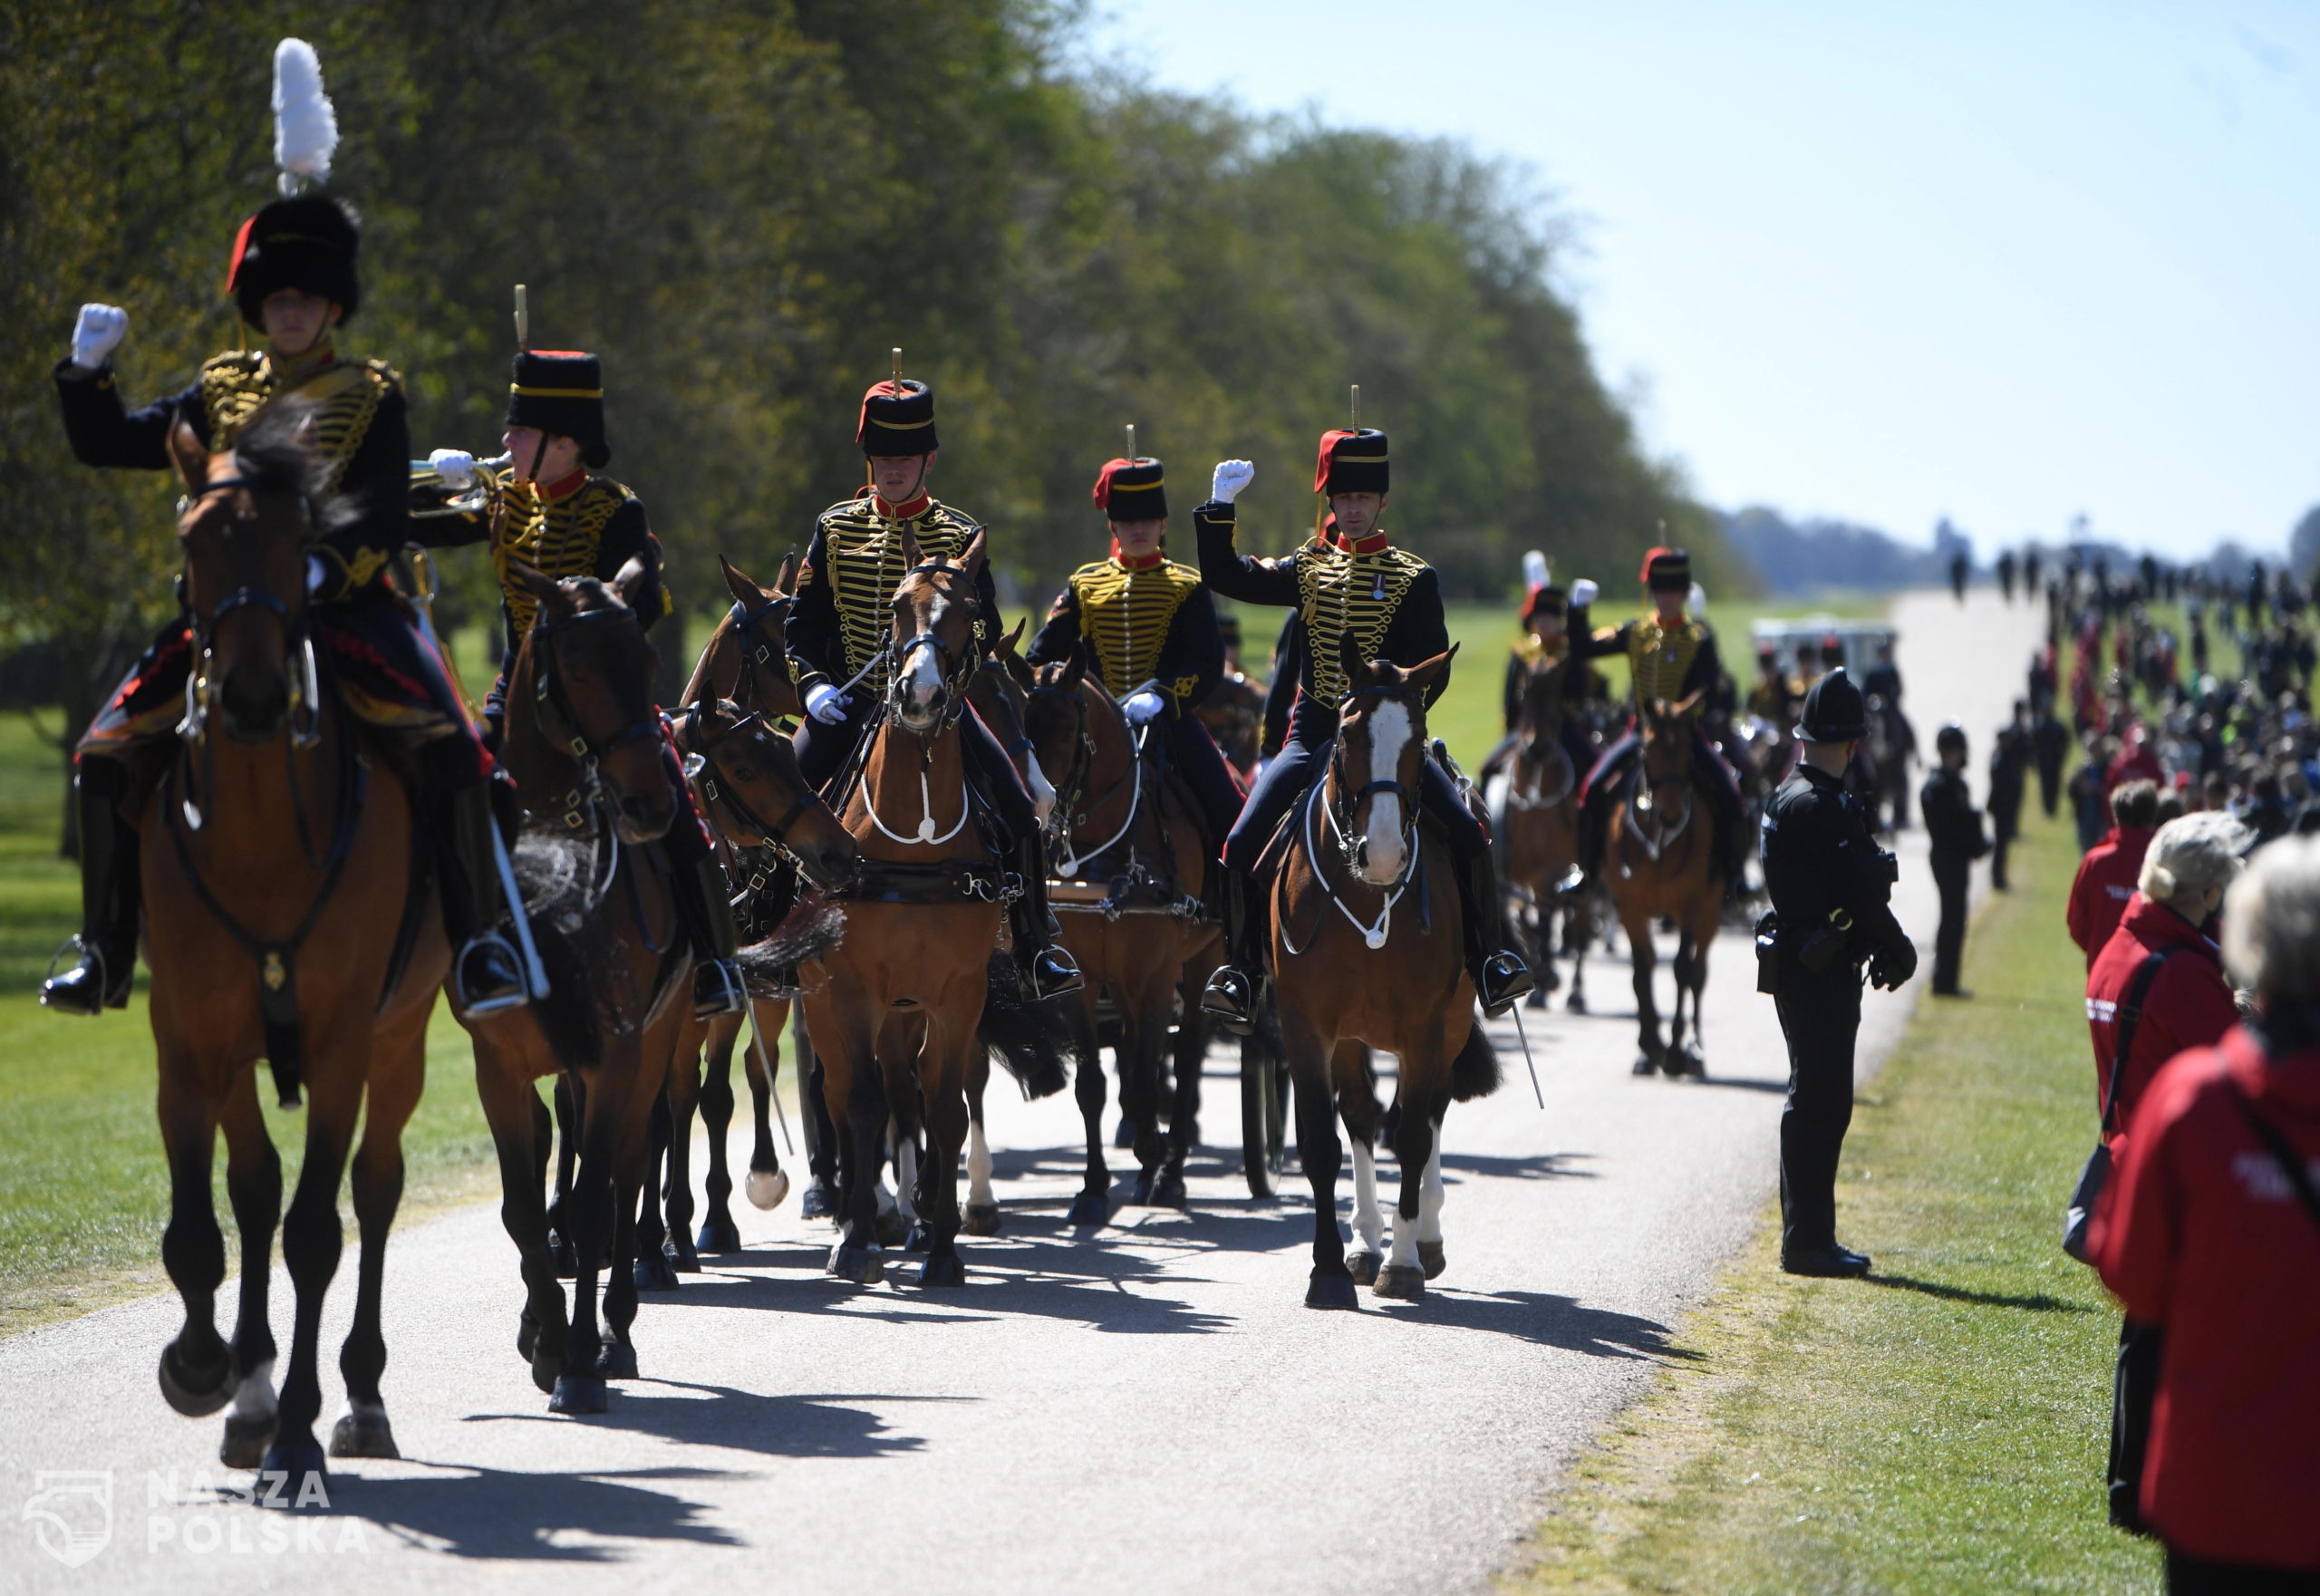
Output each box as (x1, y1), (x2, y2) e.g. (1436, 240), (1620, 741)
(1638, 705), (1694, 799)
(710, 551), (802, 720)
(968, 619), (1056, 823)
(680, 688), (858, 890)
(170, 410), (326, 744)
(887, 527), (985, 734)
(1022, 653), (1088, 779)
(511, 558), (670, 844)
(1335, 633), (1455, 885)
(1517, 653), (1570, 758)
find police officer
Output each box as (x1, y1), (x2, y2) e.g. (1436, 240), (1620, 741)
(1760, 667), (1917, 1276)
(1921, 721), (1990, 996)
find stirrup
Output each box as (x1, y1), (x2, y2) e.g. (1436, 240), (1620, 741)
(692, 958), (748, 1020)
(40, 936), (122, 1016)
(1022, 945), (1084, 1001)
(1551, 865), (1588, 897)
(1476, 952), (1534, 1019)
(453, 932), (529, 1018)
(1199, 966), (1257, 1035)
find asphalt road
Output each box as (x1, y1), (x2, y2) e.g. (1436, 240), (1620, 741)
(1, 588), (2043, 1595)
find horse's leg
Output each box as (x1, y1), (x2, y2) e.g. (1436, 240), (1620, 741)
(601, 1059), (657, 1382)
(963, 1057), (1001, 1236)
(1669, 933), (1695, 1062)
(1377, 1066), (1440, 1300)
(1123, 1001), (1165, 1207)
(1626, 908), (1663, 1075)
(1679, 897), (1718, 1077)
(265, 1029), (365, 1495)
(1155, 973), (1204, 1210)
(331, 1013), (425, 1462)
(550, 1057), (623, 1415)
(215, 1069), (282, 1467)
(1345, 1104), (1385, 1288)
(631, 1087), (678, 1291)
(478, 1055), (567, 1398)
(1415, 1123), (1448, 1280)
(826, 1012), (888, 1285)
(916, 1023), (973, 1289)
(1066, 991), (1111, 1226)
(795, 1006), (836, 1219)
(547, 1074), (581, 1274)
(742, 1002), (790, 1214)
(1565, 898), (1591, 1014)
(1282, 1008), (1354, 1310)
(154, 1052), (238, 1427)
(893, 1117), (928, 1253)
(661, 1023), (704, 1272)
(697, 1014), (744, 1250)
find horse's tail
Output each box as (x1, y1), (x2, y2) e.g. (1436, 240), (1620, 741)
(1448, 1016), (1502, 1102)
(733, 891), (846, 994)
(981, 953), (1070, 1100)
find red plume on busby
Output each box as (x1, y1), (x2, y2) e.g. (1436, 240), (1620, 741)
(1640, 547), (1691, 592)
(857, 379), (937, 457)
(1313, 428), (1389, 496)
(1520, 549), (1566, 625)
(1092, 457), (1166, 522)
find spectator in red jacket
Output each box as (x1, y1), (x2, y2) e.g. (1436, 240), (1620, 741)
(2106, 724), (2165, 796)
(2071, 779), (2162, 964)
(2092, 835), (2320, 1588)
(2084, 811), (2246, 1152)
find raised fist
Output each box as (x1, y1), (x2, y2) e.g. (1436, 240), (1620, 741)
(1570, 578), (1600, 609)
(1210, 459), (1256, 505)
(71, 304), (129, 371)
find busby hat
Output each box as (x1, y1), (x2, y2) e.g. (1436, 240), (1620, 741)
(1519, 549), (1566, 624)
(1794, 666), (1868, 743)
(1819, 633), (1846, 667)
(858, 379), (937, 457)
(228, 195), (361, 329)
(1314, 428), (1389, 496)
(1093, 458), (1166, 522)
(1640, 547), (1691, 593)
(507, 350), (609, 469)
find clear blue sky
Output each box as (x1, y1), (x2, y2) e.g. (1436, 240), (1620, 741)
(1086, 2), (2317, 561)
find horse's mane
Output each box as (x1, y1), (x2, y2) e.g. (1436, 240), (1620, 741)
(230, 401), (362, 538)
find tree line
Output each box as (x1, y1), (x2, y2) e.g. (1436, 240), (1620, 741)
(1, 0), (1733, 749)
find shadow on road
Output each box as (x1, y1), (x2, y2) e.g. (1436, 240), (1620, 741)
(317, 1462), (748, 1561)
(1382, 1288), (1698, 1361)
(467, 1382), (945, 1460)
(1439, 1150), (1598, 1183)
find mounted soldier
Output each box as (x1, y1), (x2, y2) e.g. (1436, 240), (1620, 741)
(1027, 451), (1242, 849)
(782, 367), (1079, 1000)
(44, 69), (524, 1019)
(417, 346), (747, 1020)
(1479, 551), (1599, 788)
(1566, 547), (1748, 893)
(1194, 423), (1532, 1028)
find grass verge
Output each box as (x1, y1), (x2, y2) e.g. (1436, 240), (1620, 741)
(1503, 798), (2161, 1593)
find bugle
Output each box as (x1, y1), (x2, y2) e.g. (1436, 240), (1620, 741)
(408, 451), (512, 517)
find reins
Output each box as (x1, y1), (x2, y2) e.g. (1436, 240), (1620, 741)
(1281, 686), (1425, 956)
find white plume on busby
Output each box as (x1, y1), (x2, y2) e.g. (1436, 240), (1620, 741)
(1522, 550), (1550, 590)
(272, 39), (337, 196)
(1689, 581), (1707, 613)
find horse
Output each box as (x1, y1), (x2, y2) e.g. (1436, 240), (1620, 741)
(629, 686), (857, 1283)
(1601, 707), (1727, 1078)
(799, 529), (1007, 1287)
(1491, 651), (1586, 1011)
(141, 412), (449, 1491)
(460, 559), (694, 1414)
(1017, 654), (1223, 1222)
(1271, 636), (1501, 1307)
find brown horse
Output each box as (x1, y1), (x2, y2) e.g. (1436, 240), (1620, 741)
(633, 687), (856, 1282)
(1020, 654), (1223, 1221)
(461, 560), (694, 1414)
(1493, 652), (1586, 1010)
(1272, 639), (1501, 1307)
(1601, 708), (1726, 1078)
(800, 530), (1004, 1287)
(142, 413), (449, 1492)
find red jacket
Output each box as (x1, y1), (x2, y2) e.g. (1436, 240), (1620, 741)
(2103, 740), (2163, 796)
(2068, 825), (2155, 962)
(2091, 1027), (2320, 1569)
(2084, 895), (2237, 1150)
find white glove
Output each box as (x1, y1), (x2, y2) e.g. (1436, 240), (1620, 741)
(428, 448), (478, 489)
(806, 683), (852, 725)
(1123, 690), (1165, 725)
(305, 555), (331, 595)
(1571, 578), (1600, 608)
(71, 304), (129, 371)
(1211, 459), (1256, 504)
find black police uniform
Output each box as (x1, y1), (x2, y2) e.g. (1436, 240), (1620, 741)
(1760, 668), (1915, 1273)
(1920, 754), (1989, 994)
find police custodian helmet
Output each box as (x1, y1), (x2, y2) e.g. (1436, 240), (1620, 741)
(1794, 666), (1868, 743)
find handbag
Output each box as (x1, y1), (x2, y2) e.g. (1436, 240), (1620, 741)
(2064, 947), (2175, 1262)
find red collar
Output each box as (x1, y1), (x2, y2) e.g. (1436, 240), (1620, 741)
(873, 491), (932, 520)
(539, 468), (588, 501)
(1319, 512), (1388, 555)
(1110, 539), (1165, 570)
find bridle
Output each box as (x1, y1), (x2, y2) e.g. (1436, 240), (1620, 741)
(1028, 672), (1142, 877)
(529, 603), (662, 832)
(675, 703), (826, 858)
(884, 563), (981, 731)
(1624, 720), (1696, 863)
(725, 591), (791, 711)
(1282, 682), (1423, 955)
(177, 475), (324, 754)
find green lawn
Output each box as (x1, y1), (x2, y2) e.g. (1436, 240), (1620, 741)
(1507, 793), (2160, 1593)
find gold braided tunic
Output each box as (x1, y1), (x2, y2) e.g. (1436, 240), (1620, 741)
(787, 494), (999, 698)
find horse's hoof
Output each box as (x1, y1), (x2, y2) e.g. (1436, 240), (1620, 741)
(800, 1184), (834, 1222)
(599, 1340), (639, 1380)
(158, 1338), (235, 1417)
(1566, 992), (1588, 1015)
(550, 1234), (578, 1279)
(259, 1434), (327, 1502)
(1305, 1273), (1360, 1311)
(917, 1252), (967, 1289)
(1154, 1172), (1189, 1211)
(1130, 1172), (1157, 1207)
(1347, 1250), (1383, 1286)
(1374, 1263), (1427, 1300)
(745, 1168), (789, 1212)
(633, 1251), (679, 1292)
(328, 1405), (399, 1460)
(1065, 1188), (1111, 1228)
(530, 1343), (565, 1397)
(874, 1207), (907, 1248)
(666, 1235), (701, 1273)
(1113, 1116), (1136, 1149)
(1673, 1047), (1706, 1079)
(904, 1221), (933, 1254)
(1526, 987), (1549, 1010)
(1631, 1052), (1658, 1077)
(695, 1214), (743, 1254)
(1417, 1240), (1446, 1280)
(220, 1412), (276, 1469)
(962, 1203), (1002, 1237)
(548, 1375), (607, 1416)
(828, 1243), (885, 1286)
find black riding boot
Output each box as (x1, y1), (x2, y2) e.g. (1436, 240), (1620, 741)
(1557, 787), (1605, 896)
(1010, 832), (1083, 1001)
(441, 783), (528, 1017)
(676, 855), (747, 1019)
(41, 761), (140, 1015)
(1460, 850), (1534, 1019)
(1198, 867), (1264, 1035)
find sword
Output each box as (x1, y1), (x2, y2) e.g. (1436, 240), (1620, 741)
(1510, 1003), (1544, 1110)
(485, 821), (553, 1001)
